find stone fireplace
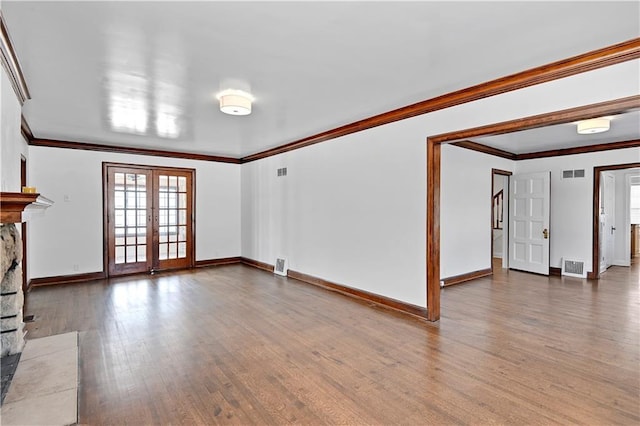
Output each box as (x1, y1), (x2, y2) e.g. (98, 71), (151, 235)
(0, 223), (25, 356)
(0, 192), (53, 356)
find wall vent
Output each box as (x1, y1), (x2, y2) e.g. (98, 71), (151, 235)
(562, 169), (585, 179)
(561, 258), (586, 278)
(274, 257), (288, 276)
(277, 167), (287, 177)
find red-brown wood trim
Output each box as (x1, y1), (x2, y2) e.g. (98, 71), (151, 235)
(101, 164), (109, 278)
(241, 38), (640, 162)
(0, 192), (40, 223)
(515, 139), (640, 160)
(20, 157), (28, 293)
(452, 140), (517, 160)
(29, 271), (107, 287)
(550, 267), (562, 276)
(287, 269), (428, 320)
(431, 96), (640, 144)
(194, 257), (242, 268)
(21, 115), (34, 142)
(0, 12), (31, 104)
(592, 162), (640, 280)
(30, 138), (241, 164)
(427, 98), (638, 322)
(450, 139), (640, 162)
(240, 257), (274, 273)
(441, 268), (493, 287)
(426, 139), (440, 321)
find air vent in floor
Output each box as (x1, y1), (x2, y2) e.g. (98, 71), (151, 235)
(561, 258), (586, 278)
(274, 257), (288, 276)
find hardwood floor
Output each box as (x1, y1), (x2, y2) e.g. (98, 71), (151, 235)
(24, 262), (639, 424)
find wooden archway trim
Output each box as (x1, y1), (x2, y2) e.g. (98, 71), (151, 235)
(426, 95), (640, 321)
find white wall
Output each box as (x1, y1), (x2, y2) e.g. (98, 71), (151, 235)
(515, 148), (640, 273)
(441, 146), (513, 277)
(0, 68), (28, 192)
(28, 147), (241, 279)
(242, 60), (640, 308)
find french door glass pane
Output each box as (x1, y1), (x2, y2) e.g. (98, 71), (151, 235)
(126, 246), (136, 262)
(159, 244), (167, 260)
(126, 191), (136, 208)
(115, 191), (124, 208)
(115, 246), (125, 264)
(168, 242), (177, 259)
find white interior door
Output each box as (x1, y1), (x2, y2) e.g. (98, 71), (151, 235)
(509, 171), (550, 275)
(600, 172), (615, 272)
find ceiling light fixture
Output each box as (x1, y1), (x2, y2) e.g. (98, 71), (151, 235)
(576, 117), (610, 135)
(217, 89), (253, 116)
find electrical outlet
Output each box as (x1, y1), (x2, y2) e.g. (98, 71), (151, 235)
(64, 194), (71, 202)
(73, 264), (79, 271)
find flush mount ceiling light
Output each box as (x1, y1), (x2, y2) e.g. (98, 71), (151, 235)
(217, 89), (253, 116)
(576, 117), (610, 135)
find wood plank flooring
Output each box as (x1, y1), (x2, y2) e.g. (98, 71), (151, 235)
(23, 262), (639, 424)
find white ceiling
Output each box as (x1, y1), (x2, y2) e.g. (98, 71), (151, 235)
(3, 1), (639, 158)
(470, 110), (640, 155)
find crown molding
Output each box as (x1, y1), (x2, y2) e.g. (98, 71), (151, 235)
(0, 12), (31, 105)
(452, 138), (640, 161)
(515, 139), (640, 160)
(451, 141), (517, 160)
(29, 138), (241, 164)
(242, 38), (640, 162)
(21, 114), (34, 142)
(431, 95), (640, 144)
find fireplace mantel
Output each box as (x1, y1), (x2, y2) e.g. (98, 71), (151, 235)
(0, 192), (53, 223)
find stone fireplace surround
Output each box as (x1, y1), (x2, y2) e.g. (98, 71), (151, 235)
(0, 192), (53, 357)
(1, 223), (25, 356)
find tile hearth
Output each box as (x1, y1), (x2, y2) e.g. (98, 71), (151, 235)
(0, 331), (78, 425)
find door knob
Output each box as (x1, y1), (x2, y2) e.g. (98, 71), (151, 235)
(543, 228), (549, 239)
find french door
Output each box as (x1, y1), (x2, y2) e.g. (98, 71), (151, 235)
(104, 163), (194, 276)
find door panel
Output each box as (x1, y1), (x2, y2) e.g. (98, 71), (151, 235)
(107, 167), (153, 276)
(153, 170), (193, 271)
(508, 171), (550, 275)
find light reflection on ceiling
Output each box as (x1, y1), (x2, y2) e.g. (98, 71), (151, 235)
(105, 27), (186, 140)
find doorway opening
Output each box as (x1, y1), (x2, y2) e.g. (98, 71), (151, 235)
(491, 169), (511, 272)
(103, 163), (195, 277)
(427, 95), (639, 321)
(593, 165), (640, 277)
